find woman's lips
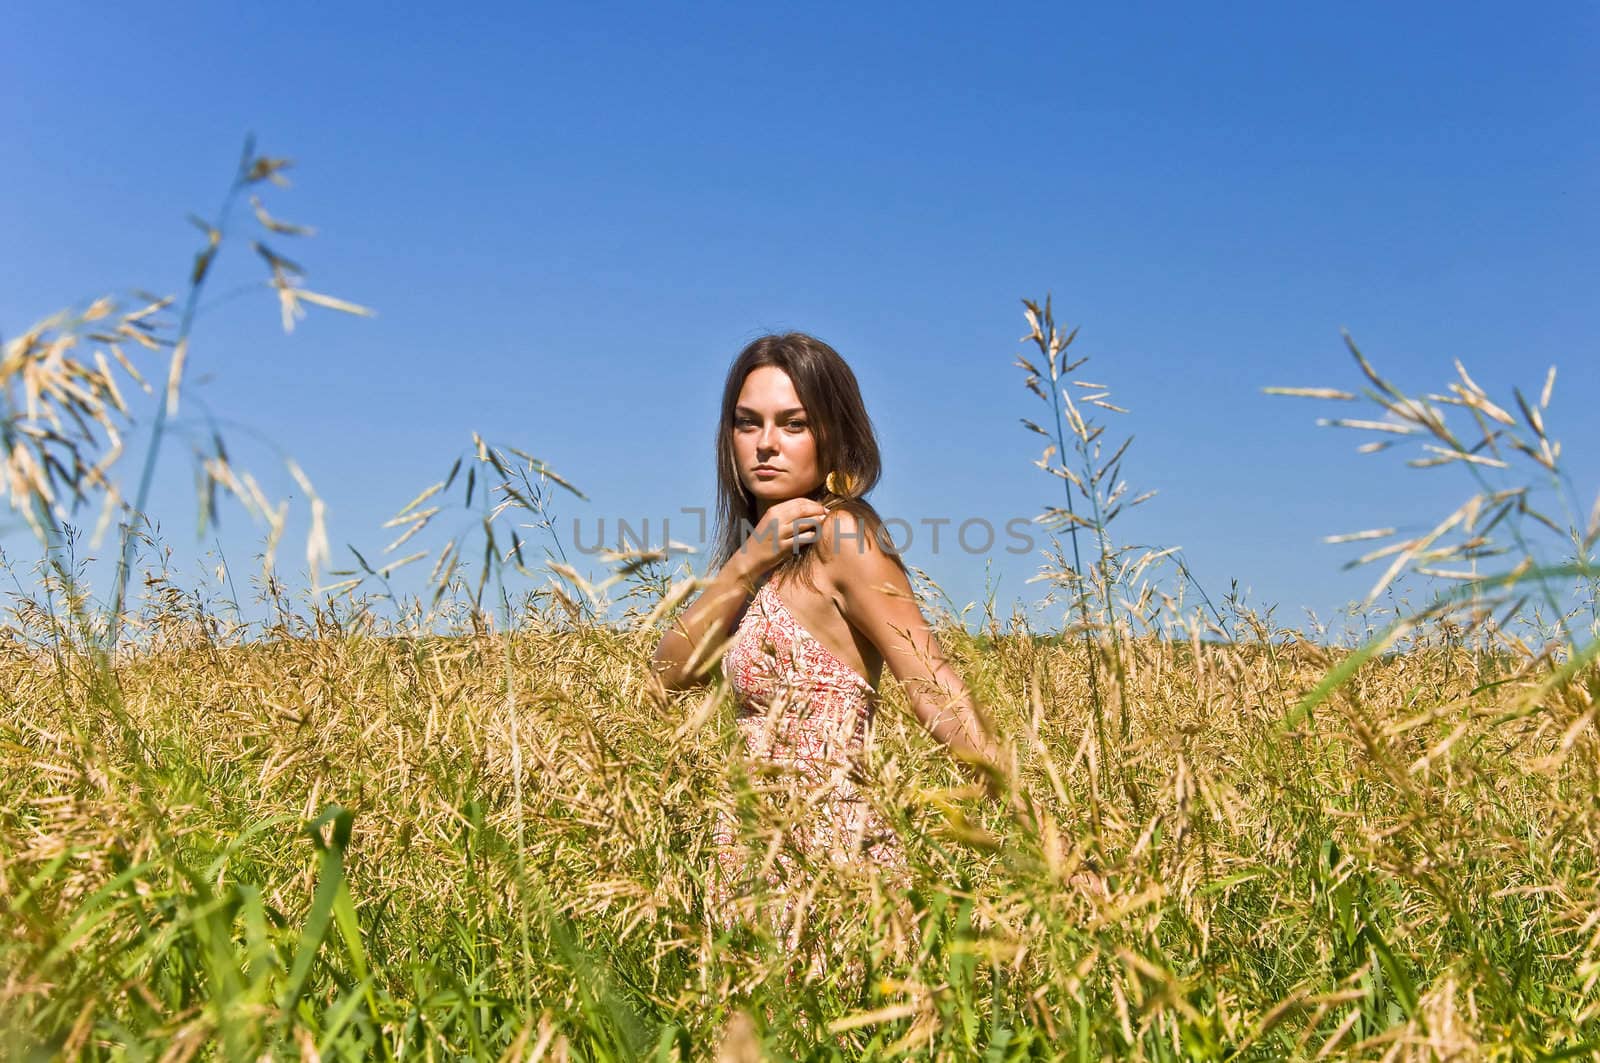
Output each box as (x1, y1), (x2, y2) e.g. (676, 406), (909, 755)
(753, 468), (782, 478)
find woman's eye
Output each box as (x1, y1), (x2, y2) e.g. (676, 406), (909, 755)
(732, 417), (805, 431)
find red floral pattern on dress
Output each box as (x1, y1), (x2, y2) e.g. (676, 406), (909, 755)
(709, 579), (903, 931)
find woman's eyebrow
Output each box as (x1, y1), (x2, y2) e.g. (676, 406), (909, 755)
(734, 405), (807, 417)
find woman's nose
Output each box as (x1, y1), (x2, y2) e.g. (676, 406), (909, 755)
(757, 424), (779, 450)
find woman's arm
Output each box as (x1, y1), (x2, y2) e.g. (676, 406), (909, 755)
(650, 496), (830, 692)
(816, 510), (1010, 791)
(649, 562), (756, 692)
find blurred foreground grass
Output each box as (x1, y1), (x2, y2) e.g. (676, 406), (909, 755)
(2, 590), (1596, 1060)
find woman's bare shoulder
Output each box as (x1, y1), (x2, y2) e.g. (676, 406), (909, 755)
(814, 503), (910, 605)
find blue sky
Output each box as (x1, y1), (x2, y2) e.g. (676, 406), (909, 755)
(3, 2), (1597, 633)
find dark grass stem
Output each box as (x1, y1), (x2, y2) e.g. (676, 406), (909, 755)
(105, 139), (255, 650)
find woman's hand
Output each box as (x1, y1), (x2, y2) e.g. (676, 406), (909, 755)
(730, 497), (829, 586)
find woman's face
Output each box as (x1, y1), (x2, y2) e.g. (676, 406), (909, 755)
(732, 366), (822, 507)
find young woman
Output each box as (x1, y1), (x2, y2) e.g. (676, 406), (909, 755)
(650, 333), (1012, 909)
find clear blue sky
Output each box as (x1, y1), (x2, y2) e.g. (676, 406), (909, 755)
(4, 2), (1596, 634)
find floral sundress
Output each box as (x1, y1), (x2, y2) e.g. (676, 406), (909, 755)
(709, 578), (903, 925)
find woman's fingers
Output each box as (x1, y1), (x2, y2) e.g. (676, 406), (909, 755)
(741, 498), (830, 572)
(774, 502), (826, 551)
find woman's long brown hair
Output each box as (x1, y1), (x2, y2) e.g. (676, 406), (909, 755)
(710, 332), (907, 593)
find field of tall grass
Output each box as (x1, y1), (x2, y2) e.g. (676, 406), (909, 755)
(4, 146), (1599, 1061)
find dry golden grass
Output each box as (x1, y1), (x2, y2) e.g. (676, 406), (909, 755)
(2, 583), (1597, 1059)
